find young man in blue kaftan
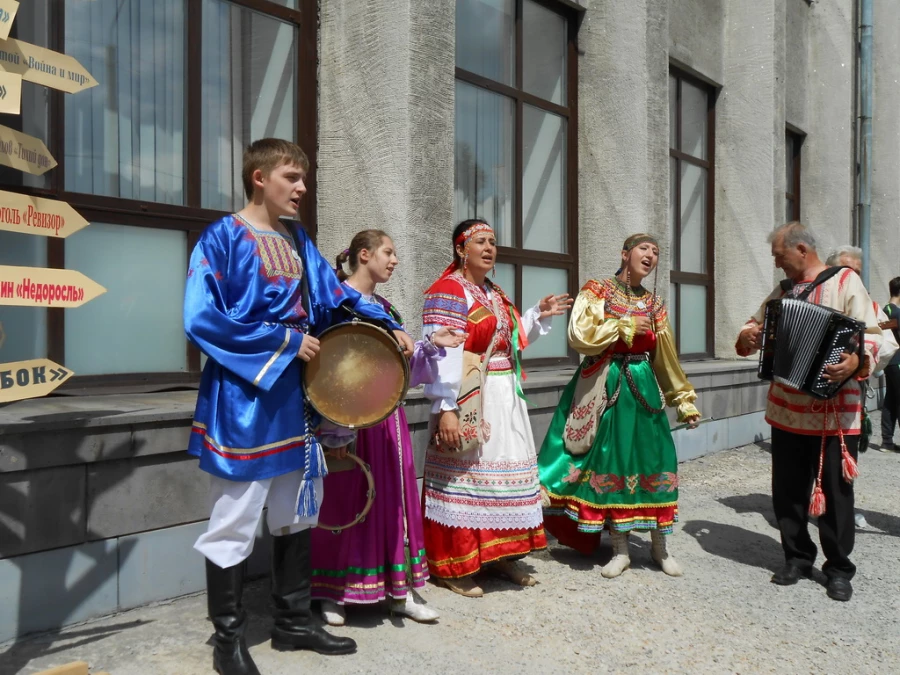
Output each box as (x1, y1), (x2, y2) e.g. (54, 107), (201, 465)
(184, 139), (408, 675)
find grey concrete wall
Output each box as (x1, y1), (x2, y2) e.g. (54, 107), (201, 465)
(317, 0), (455, 338)
(870, 0), (900, 305)
(713, 0), (780, 357)
(575, 0), (671, 287)
(668, 0), (724, 85)
(802, 0), (856, 256)
(785, 0), (811, 131)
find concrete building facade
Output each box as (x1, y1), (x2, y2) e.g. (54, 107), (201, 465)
(1, 0), (899, 644)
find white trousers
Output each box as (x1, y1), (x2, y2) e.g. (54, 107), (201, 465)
(194, 471), (323, 568)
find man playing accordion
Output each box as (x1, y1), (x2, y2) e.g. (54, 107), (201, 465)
(735, 222), (883, 602)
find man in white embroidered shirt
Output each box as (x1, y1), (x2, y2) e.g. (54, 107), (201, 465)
(735, 222), (883, 603)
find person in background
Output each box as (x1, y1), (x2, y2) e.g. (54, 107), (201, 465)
(878, 276), (900, 452)
(825, 247), (899, 528)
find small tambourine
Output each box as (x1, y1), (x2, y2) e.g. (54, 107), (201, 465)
(316, 452), (376, 533)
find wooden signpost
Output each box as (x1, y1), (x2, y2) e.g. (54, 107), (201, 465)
(0, 0), (19, 42)
(0, 37), (98, 94)
(0, 7), (101, 405)
(0, 190), (90, 238)
(0, 70), (21, 114)
(0, 265), (106, 308)
(0, 124), (57, 175)
(0, 358), (73, 403)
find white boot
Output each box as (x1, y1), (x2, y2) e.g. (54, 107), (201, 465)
(320, 599), (346, 626)
(650, 530), (683, 577)
(390, 594), (439, 623)
(600, 530), (631, 578)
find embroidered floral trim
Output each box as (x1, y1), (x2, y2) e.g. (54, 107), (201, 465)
(557, 465), (679, 496)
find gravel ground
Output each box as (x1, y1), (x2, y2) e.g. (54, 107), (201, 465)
(4, 422), (900, 675)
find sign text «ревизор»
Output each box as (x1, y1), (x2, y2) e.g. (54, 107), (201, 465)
(0, 204), (67, 235)
(0, 278), (85, 304)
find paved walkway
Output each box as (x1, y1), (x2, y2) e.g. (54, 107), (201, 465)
(3, 428), (899, 674)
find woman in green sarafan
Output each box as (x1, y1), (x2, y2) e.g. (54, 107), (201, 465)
(539, 233), (701, 578)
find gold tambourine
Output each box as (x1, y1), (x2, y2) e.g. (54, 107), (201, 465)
(303, 319), (409, 429)
(316, 452), (376, 533)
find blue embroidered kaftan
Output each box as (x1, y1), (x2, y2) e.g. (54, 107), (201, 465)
(184, 215), (401, 482)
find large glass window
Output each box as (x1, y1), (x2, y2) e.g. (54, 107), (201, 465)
(200, 0), (299, 211)
(668, 69), (715, 358)
(0, 0), (314, 387)
(455, 0), (577, 364)
(64, 224), (188, 375)
(64, 0), (186, 204)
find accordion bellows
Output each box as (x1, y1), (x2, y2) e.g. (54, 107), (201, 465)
(758, 298), (866, 399)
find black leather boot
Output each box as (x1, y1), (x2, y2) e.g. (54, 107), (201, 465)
(206, 559), (261, 675)
(270, 529), (357, 655)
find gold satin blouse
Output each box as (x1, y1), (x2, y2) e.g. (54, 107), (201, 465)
(568, 278), (700, 423)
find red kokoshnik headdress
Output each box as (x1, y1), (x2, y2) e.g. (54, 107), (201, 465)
(436, 222), (496, 281)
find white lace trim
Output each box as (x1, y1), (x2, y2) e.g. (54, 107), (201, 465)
(424, 501), (544, 531)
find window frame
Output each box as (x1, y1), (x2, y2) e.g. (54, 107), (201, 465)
(785, 127), (804, 223)
(668, 67), (716, 360)
(0, 0), (317, 390)
(454, 0), (579, 366)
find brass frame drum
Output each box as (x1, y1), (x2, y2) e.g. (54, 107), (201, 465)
(303, 319), (409, 532)
(303, 319), (409, 429)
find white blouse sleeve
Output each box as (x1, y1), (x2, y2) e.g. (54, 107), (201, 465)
(422, 324), (463, 414)
(521, 303), (552, 344)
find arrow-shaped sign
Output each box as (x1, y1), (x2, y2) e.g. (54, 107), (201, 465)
(0, 37), (97, 94)
(0, 190), (90, 238)
(0, 124), (56, 176)
(0, 71), (21, 114)
(0, 358), (74, 404)
(0, 1), (19, 42)
(0, 265), (106, 308)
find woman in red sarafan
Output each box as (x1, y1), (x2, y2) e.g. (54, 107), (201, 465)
(420, 218), (572, 597)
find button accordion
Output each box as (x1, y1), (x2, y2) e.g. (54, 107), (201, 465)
(758, 298), (865, 399)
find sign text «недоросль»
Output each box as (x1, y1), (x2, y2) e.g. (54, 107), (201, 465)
(0, 277), (86, 304)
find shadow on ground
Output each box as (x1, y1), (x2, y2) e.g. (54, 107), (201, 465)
(0, 620), (151, 675)
(718, 491), (900, 538)
(681, 520), (783, 572)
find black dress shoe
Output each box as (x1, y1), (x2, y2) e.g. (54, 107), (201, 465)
(771, 564), (812, 586)
(826, 577), (853, 601)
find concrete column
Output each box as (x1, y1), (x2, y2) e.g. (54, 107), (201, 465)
(870, 0), (900, 304)
(802, 0), (855, 255)
(317, 0), (455, 336)
(575, 0), (670, 287)
(714, 0), (779, 357)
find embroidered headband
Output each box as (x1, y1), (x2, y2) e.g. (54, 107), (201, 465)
(623, 233), (659, 252)
(455, 222), (494, 248)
